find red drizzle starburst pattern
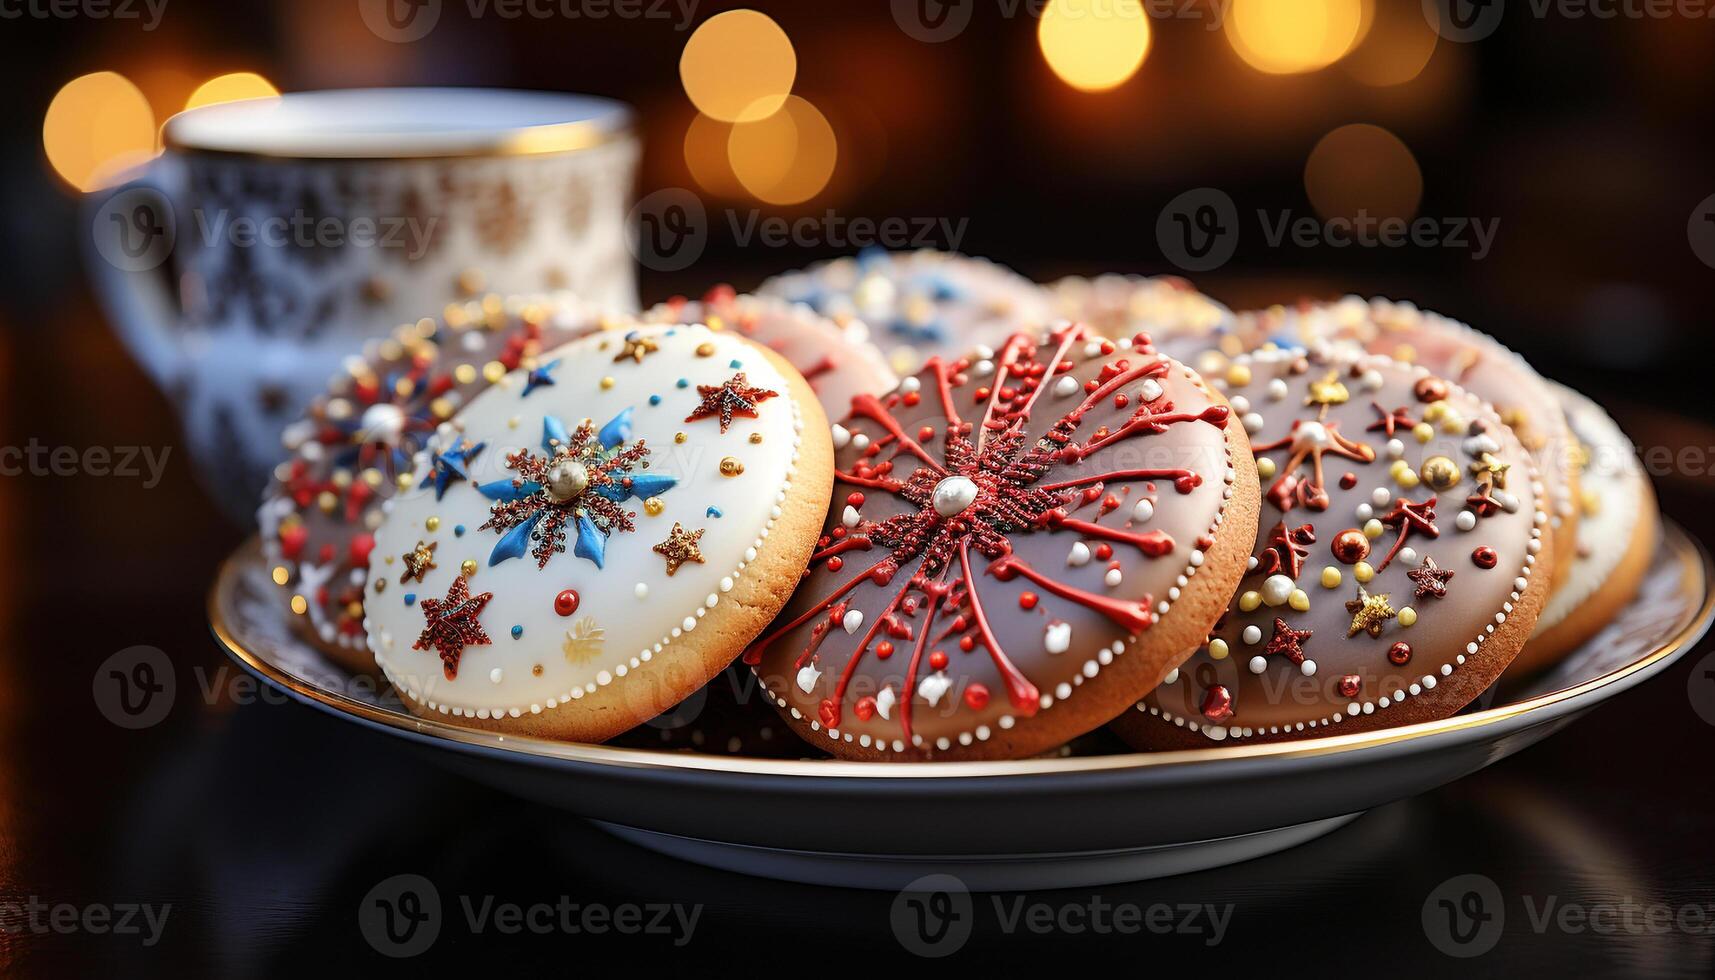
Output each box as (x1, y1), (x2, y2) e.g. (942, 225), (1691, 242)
(745, 325), (1232, 742)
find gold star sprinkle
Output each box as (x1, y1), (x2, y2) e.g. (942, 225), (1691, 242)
(1345, 584), (1397, 638)
(613, 333), (660, 364)
(1305, 370), (1350, 408)
(652, 522), (706, 576)
(400, 541), (438, 584)
(1470, 452), (1510, 490)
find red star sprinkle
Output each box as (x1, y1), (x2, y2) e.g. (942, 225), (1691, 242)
(413, 575), (493, 679)
(1406, 555), (1454, 599)
(1264, 617), (1313, 665)
(1367, 402), (1418, 437)
(684, 372), (779, 432)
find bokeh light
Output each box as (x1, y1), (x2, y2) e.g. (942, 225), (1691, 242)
(727, 95), (837, 205)
(1304, 123), (1422, 221)
(184, 72), (280, 110)
(1342, 2), (1438, 87)
(680, 9), (797, 123)
(1038, 0), (1152, 92)
(682, 112), (745, 198)
(42, 72), (157, 192)
(1226, 0), (1366, 75)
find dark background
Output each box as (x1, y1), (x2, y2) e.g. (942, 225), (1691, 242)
(2, 0), (1714, 974)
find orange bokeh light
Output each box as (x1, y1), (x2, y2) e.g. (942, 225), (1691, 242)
(727, 95), (838, 206)
(184, 72), (280, 111)
(42, 72), (158, 192)
(1304, 123), (1423, 221)
(680, 9), (797, 123)
(1226, 0), (1367, 75)
(1038, 0), (1152, 92)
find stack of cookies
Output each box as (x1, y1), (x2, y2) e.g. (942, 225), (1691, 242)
(258, 251), (1660, 760)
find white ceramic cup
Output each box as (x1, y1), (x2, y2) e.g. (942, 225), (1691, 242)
(84, 88), (640, 522)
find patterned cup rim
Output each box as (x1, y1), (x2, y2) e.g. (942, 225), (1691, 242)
(163, 87), (633, 161)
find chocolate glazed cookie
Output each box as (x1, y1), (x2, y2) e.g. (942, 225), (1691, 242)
(1115, 347), (1553, 747)
(746, 324), (1259, 760)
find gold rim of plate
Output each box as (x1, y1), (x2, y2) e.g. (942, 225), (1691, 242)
(209, 522), (1713, 779)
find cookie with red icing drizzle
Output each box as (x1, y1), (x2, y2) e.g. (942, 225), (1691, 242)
(746, 324), (1259, 760)
(1114, 346), (1553, 748)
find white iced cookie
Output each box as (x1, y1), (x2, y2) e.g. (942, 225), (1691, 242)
(1513, 383), (1658, 675)
(363, 322), (833, 740)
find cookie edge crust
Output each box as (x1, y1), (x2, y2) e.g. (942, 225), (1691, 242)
(759, 360), (1263, 762)
(1513, 474), (1658, 676)
(382, 336), (835, 742)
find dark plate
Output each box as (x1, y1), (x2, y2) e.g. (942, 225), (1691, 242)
(209, 523), (1712, 890)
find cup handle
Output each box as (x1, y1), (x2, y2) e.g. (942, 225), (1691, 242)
(81, 158), (186, 388)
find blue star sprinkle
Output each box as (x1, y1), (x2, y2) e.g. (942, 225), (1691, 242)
(419, 440), (485, 500)
(522, 358), (561, 397)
